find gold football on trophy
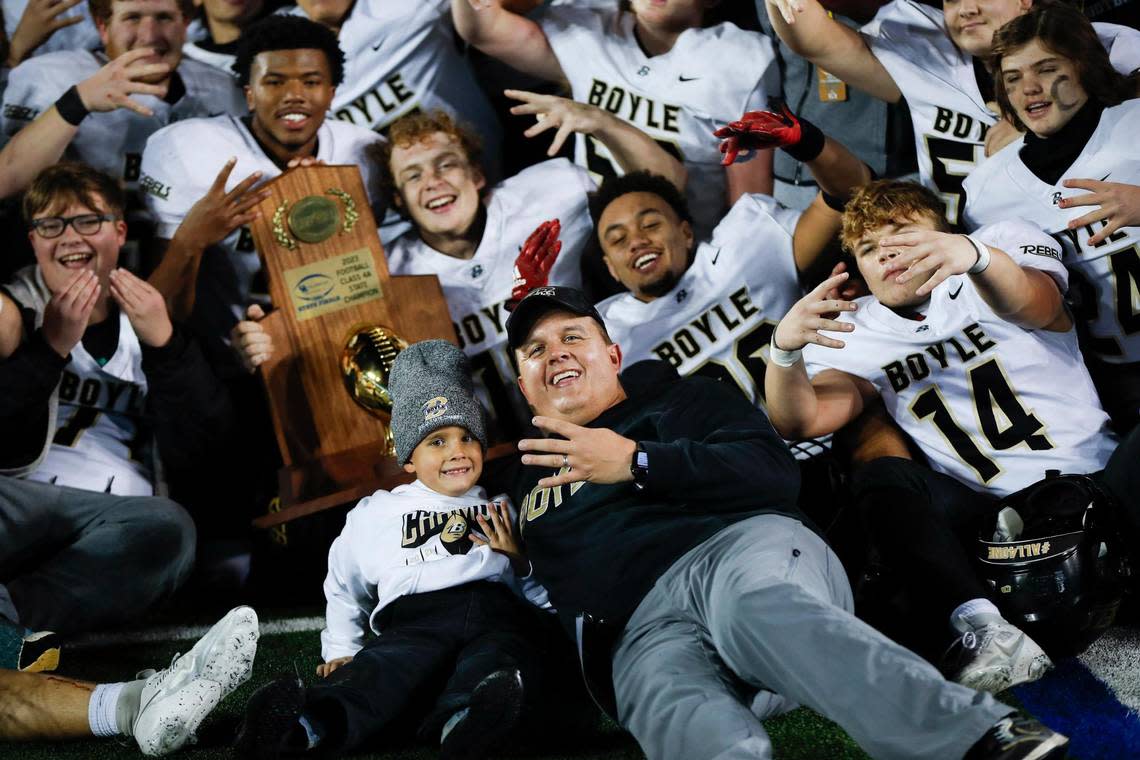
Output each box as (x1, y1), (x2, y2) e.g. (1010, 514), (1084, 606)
(341, 325), (408, 418)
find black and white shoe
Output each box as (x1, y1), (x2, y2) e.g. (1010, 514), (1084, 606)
(439, 668), (525, 760)
(966, 715), (1069, 760)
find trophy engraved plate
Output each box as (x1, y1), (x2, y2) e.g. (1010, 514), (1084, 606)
(282, 247), (383, 321)
(288, 195), (340, 244)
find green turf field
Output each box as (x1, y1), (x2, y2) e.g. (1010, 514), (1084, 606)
(2, 619), (882, 760)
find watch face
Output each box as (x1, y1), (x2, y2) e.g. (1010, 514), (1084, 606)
(636, 451), (649, 469)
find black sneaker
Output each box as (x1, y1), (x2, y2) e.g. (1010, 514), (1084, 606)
(439, 668), (525, 760)
(234, 676), (308, 759)
(966, 715), (1069, 760)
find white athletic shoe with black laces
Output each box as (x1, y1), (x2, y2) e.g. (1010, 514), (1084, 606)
(945, 619), (1052, 693)
(134, 606), (260, 756)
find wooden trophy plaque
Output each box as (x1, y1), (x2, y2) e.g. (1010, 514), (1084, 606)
(247, 165), (455, 528)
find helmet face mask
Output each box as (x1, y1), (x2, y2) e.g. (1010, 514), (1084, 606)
(977, 474), (1126, 658)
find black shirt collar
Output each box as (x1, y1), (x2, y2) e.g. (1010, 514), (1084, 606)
(1019, 99), (1105, 186)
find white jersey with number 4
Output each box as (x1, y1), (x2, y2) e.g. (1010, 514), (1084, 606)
(597, 193), (801, 406)
(963, 100), (1140, 366)
(1, 50), (245, 187)
(140, 114), (383, 344)
(26, 310), (153, 497)
(386, 159), (594, 439)
(538, 5), (777, 237)
(861, 0), (1140, 226)
(803, 220), (1117, 496)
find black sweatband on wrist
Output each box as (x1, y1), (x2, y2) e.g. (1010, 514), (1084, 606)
(782, 115), (825, 163)
(54, 86), (89, 126)
(822, 190), (848, 212)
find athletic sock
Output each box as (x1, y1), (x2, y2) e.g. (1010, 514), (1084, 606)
(298, 713), (325, 750)
(114, 678), (148, 736)
(89, 682), (127, 737)
(950, 598), (1003, 634)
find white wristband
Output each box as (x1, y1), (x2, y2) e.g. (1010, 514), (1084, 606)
(770, 343), (803, 367)
(963, 235), (991, 275)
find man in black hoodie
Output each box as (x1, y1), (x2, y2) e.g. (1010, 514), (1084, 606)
(505, 285), (1067, 760)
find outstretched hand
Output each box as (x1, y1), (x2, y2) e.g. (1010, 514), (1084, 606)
(772, 271), (857, 353)
(714, 104), (802, 166)
(1060, 178), (1140, 246)
(506, 89), (606, 157)
(74, 47), (172, 117)
(879, 228), (981, 296)
(109, 268), (173, 348)
(6, 0), (85, 67)
(507, 219), (562, 311)
(174, 158), (269, 251)
(518, 416), (636, 488)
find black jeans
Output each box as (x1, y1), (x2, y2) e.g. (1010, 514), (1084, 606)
(305, 581), (541, 754)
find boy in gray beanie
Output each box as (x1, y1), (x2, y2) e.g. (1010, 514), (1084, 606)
(237, 340), (548, 759)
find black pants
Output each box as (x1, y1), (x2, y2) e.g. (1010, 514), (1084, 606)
(849, 426), (1140, 657)
(305, 582), (541, 754)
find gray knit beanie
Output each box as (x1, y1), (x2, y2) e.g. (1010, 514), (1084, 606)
(389, 340), (488, 464)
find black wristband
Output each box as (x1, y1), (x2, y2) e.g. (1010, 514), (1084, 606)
(54, 85), (89, 126)
(782, 115), (825, 163)
(822, 190), (848, 213)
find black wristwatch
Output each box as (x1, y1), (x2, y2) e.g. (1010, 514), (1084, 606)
(630, 442), (649, 490)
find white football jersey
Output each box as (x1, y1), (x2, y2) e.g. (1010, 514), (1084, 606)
(804, 221), (1117, 496)
(963, 101), (1140, 366)
(861, 0), (1140, 227)
(26, 310), (153, 497)
(386, 159), (595, 439)
(597, 193), (801, 405)
(2, 0), (101, 57)
(280, 2), (500, 166)
(1, 50), (246, 187)
(538, 5), (777, 238)
(180, 40), (236, 77)
(140, 114), (383, 343)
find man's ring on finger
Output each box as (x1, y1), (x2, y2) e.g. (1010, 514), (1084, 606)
(562, 454), (569, 468)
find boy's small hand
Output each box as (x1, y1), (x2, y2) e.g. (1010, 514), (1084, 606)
(470, 501), (530, 575)
(317, 656), (353, 678)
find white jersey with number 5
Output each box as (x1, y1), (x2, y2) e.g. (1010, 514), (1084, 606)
(26, 311), (153, 497)
(597, 193), (801, 406)
(861, 0), (1140, 227)
(1, 51), (245, 188)
(537, 5), (777, 237)
(140, 114), (383, 344)
(386, 159), (594, 440)
(803, 220), (1117, 496)
(962, 100), (1140, 365)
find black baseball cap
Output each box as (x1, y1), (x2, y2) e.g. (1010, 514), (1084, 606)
(506, 286), (607, 351)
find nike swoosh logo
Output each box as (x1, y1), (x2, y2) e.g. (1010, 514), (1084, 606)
(678, 75), (700, 82)
(372, 41), (383, 51)
(948, 283), (964, 299)
(710, 247), (721, 265)
(1100, 172), (1111, 182)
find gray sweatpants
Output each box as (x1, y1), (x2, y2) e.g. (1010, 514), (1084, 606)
(612, 514), (1009, 760)
(0, 477), (196, 633)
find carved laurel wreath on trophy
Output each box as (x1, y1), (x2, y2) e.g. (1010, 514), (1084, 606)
(272, 187), (359, 250)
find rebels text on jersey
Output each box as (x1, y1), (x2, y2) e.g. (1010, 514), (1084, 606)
(1, 50), (246, 186)
(861, 0), (1140, 227)
(386, 159), (594, 440)
(963, 100), (1140, 366)
(139, 114), (383, 343)
(538, 5), (777, 237)
(804, 220), (1117, 496)
(597, 193), (801, 407)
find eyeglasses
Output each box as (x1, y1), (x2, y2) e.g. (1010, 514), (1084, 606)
(30, 213), (118, 239)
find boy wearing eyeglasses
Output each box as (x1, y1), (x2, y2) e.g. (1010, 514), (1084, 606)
(0, 161), (229, 640)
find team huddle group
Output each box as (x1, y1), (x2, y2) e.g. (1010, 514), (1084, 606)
(0, 0), (1138, 758)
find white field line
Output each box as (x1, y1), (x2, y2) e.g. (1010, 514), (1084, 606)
(1079, 627), (1140, 715)
(68, 616), (325, 650)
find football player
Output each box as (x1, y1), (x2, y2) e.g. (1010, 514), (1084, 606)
(180, 0), (266, 75)
(764, 178), (1133, 691)
(140, 14), (382, 362)
(765, 0), (1140, 227)
(962, 1), (1140, 432)
(453, 0), (779, 238)
(1, 0), (246, 188)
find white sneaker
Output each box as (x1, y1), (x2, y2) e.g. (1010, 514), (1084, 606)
(133, 606), (260, 756)
(945, 619), (1052, 693)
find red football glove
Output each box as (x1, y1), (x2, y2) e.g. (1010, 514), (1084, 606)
(506, 219), (562, 311)
(713, 104), (803, 166)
